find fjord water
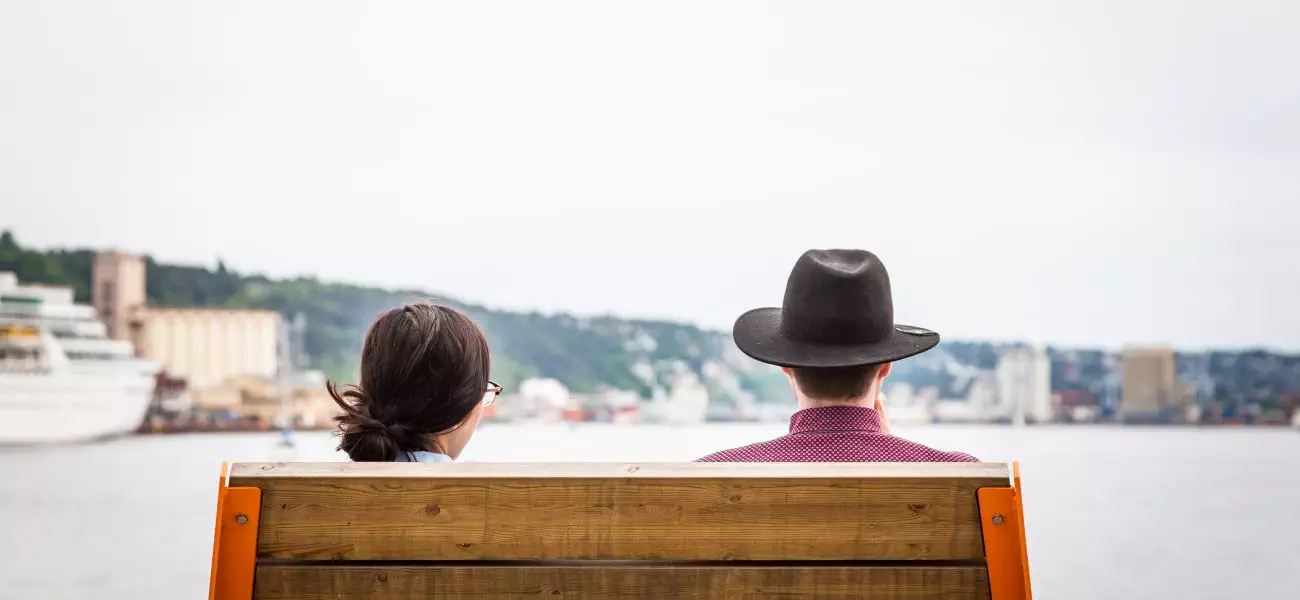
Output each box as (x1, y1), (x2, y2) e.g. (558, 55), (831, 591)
(0, 424), (1296, 600)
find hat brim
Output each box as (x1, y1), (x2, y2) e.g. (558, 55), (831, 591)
(732, 307), (940, 368)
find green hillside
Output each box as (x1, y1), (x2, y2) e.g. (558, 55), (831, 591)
(0, 230), (786, 405)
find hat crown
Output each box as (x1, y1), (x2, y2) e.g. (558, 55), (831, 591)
(778, 249), (894, 345)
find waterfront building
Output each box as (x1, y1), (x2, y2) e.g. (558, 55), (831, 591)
(129, 307), (279, 389)
(996, 344), (1052, 423)
(1120, 346), (1176, 422)
(92, 251), (147, 341)
(91, 250), (280, 389)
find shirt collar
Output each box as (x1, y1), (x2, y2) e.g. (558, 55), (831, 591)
(788, 405), (884, 434)
(396, 450), (454, 463)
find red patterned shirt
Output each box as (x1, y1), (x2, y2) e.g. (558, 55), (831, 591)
(697, 405), (978, 462)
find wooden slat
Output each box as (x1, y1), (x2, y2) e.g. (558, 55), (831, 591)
(254, 564), (992, 600)
(232, 462), (1008, 561)
(231, 461), (1011, 479)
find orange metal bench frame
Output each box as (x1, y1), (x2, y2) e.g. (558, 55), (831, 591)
(977, 462), (1034, 600)
(207, 461), (1032, 600)
(208, 461), (262, 600)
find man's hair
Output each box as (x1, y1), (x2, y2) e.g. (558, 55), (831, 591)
(791, 364), (883, 401)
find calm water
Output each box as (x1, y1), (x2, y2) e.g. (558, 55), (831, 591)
(1, 424), (1297, 599)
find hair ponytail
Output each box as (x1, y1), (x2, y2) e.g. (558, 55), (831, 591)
(329, 381), (414, 461)
(328, 303), (491, 462)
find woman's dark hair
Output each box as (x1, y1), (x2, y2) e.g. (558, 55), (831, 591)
(328, 302), (490, 461)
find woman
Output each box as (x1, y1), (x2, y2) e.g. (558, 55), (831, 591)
(328, 302), (501, 462)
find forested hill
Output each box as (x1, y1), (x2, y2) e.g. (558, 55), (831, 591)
(0, 231), (788, 404)
(7, 230), (1299, 411)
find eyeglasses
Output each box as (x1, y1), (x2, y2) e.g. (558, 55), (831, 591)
(483, 381), (503, 406)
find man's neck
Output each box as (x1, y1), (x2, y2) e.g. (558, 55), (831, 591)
(796, 395), (875, 412)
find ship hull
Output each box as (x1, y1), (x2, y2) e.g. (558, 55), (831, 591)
(0, 372), (154, 445)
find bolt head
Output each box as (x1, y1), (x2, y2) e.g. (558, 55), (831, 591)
(235, 513), (249, 525)
(992, 514), (1004, 525)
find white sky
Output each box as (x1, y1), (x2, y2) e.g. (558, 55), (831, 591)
(2, 0), (1298, 350)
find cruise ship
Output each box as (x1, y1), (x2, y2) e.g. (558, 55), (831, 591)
(0, 272), (157, 445)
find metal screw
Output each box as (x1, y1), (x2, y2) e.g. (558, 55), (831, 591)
(235, 513), (249, 525)
(992, 514), (1004, 525)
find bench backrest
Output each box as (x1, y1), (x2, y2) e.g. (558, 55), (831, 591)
(209, 462), (1031, 599)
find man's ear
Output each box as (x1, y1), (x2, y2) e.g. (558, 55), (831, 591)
(782, 367), (800, 397)
(878, 362), (893, 378)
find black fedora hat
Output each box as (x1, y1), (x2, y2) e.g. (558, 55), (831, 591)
(732, 249), (940, 368)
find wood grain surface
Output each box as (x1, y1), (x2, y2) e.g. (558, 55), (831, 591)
(231, 462), (1008, 561)
(253, 564), (993, 600)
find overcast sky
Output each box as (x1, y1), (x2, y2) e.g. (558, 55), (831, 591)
(2, 1), (1298, 350)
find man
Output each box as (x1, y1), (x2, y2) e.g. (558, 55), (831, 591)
(698, 249), (976, 462)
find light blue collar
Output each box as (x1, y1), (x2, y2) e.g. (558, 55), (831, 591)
(395, 450), (453, 463)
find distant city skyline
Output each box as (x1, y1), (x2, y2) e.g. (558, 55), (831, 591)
(4, 1), (1299, 350)
(5, 229), (1298, 355)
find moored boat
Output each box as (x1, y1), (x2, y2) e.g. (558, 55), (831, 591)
(0, 272), (156, 445)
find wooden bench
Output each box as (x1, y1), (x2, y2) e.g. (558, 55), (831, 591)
(208, 461), (1032, 599)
